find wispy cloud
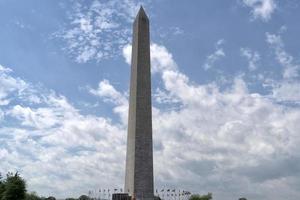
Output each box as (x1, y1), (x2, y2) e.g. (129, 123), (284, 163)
(54, 0), (145, 63)
(265, 30), (300, 103)
(203, 39), (225, 70)
(240, 47), (260, 71)
(266, 32), (299, 79)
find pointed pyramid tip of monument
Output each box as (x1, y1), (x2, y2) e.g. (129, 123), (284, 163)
(139, 5), (144, 9)
(139, 5), (145, 13)
(136, 5), (148, 20)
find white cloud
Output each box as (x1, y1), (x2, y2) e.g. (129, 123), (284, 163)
(240, 47), (260, 71)
(242, 0), (276, 21)
(156, 26), (184, 39)
(123, 43), (177, 73)
(0, 64), (12, 73)
(89, 79), (128, 124)
(122, 44), (132, 65)
(89, 79), (127, 105)
(271, 81), (300, 103)
(150, 43), (178, 73)
(203, 39), (225, 70)
(0, 110), (3, 121)
(8, 105), (59, 129)
(0, 65), (28, 106)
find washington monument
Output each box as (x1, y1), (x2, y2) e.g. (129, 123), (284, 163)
(124, 6), (154, 200)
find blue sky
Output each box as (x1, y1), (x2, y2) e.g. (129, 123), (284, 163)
(1, 0), (300, 199)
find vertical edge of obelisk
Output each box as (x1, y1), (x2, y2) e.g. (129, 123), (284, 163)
(124, 9), (139, 196)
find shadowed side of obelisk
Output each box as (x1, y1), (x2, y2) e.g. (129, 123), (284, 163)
(125, 6), (154, 200)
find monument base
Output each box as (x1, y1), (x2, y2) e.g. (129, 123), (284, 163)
(112, 193), (131, 200)
(112, 193), (159, 200)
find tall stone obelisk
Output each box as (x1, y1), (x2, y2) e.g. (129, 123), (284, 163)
(125, 6), (154, 200)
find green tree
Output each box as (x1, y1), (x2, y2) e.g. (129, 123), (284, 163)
(189, 193), (212, 200)
(1, 172), (27, 200)
(0, 174), (5, 199)
(45, 196), (56, 200)
(78, 195), (90, 200)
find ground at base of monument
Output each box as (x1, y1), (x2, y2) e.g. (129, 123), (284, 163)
(112, 193), (161, 200)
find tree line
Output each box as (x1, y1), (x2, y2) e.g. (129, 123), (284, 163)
(0, 172), (91, 200)
(0, 172), (248, 200)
